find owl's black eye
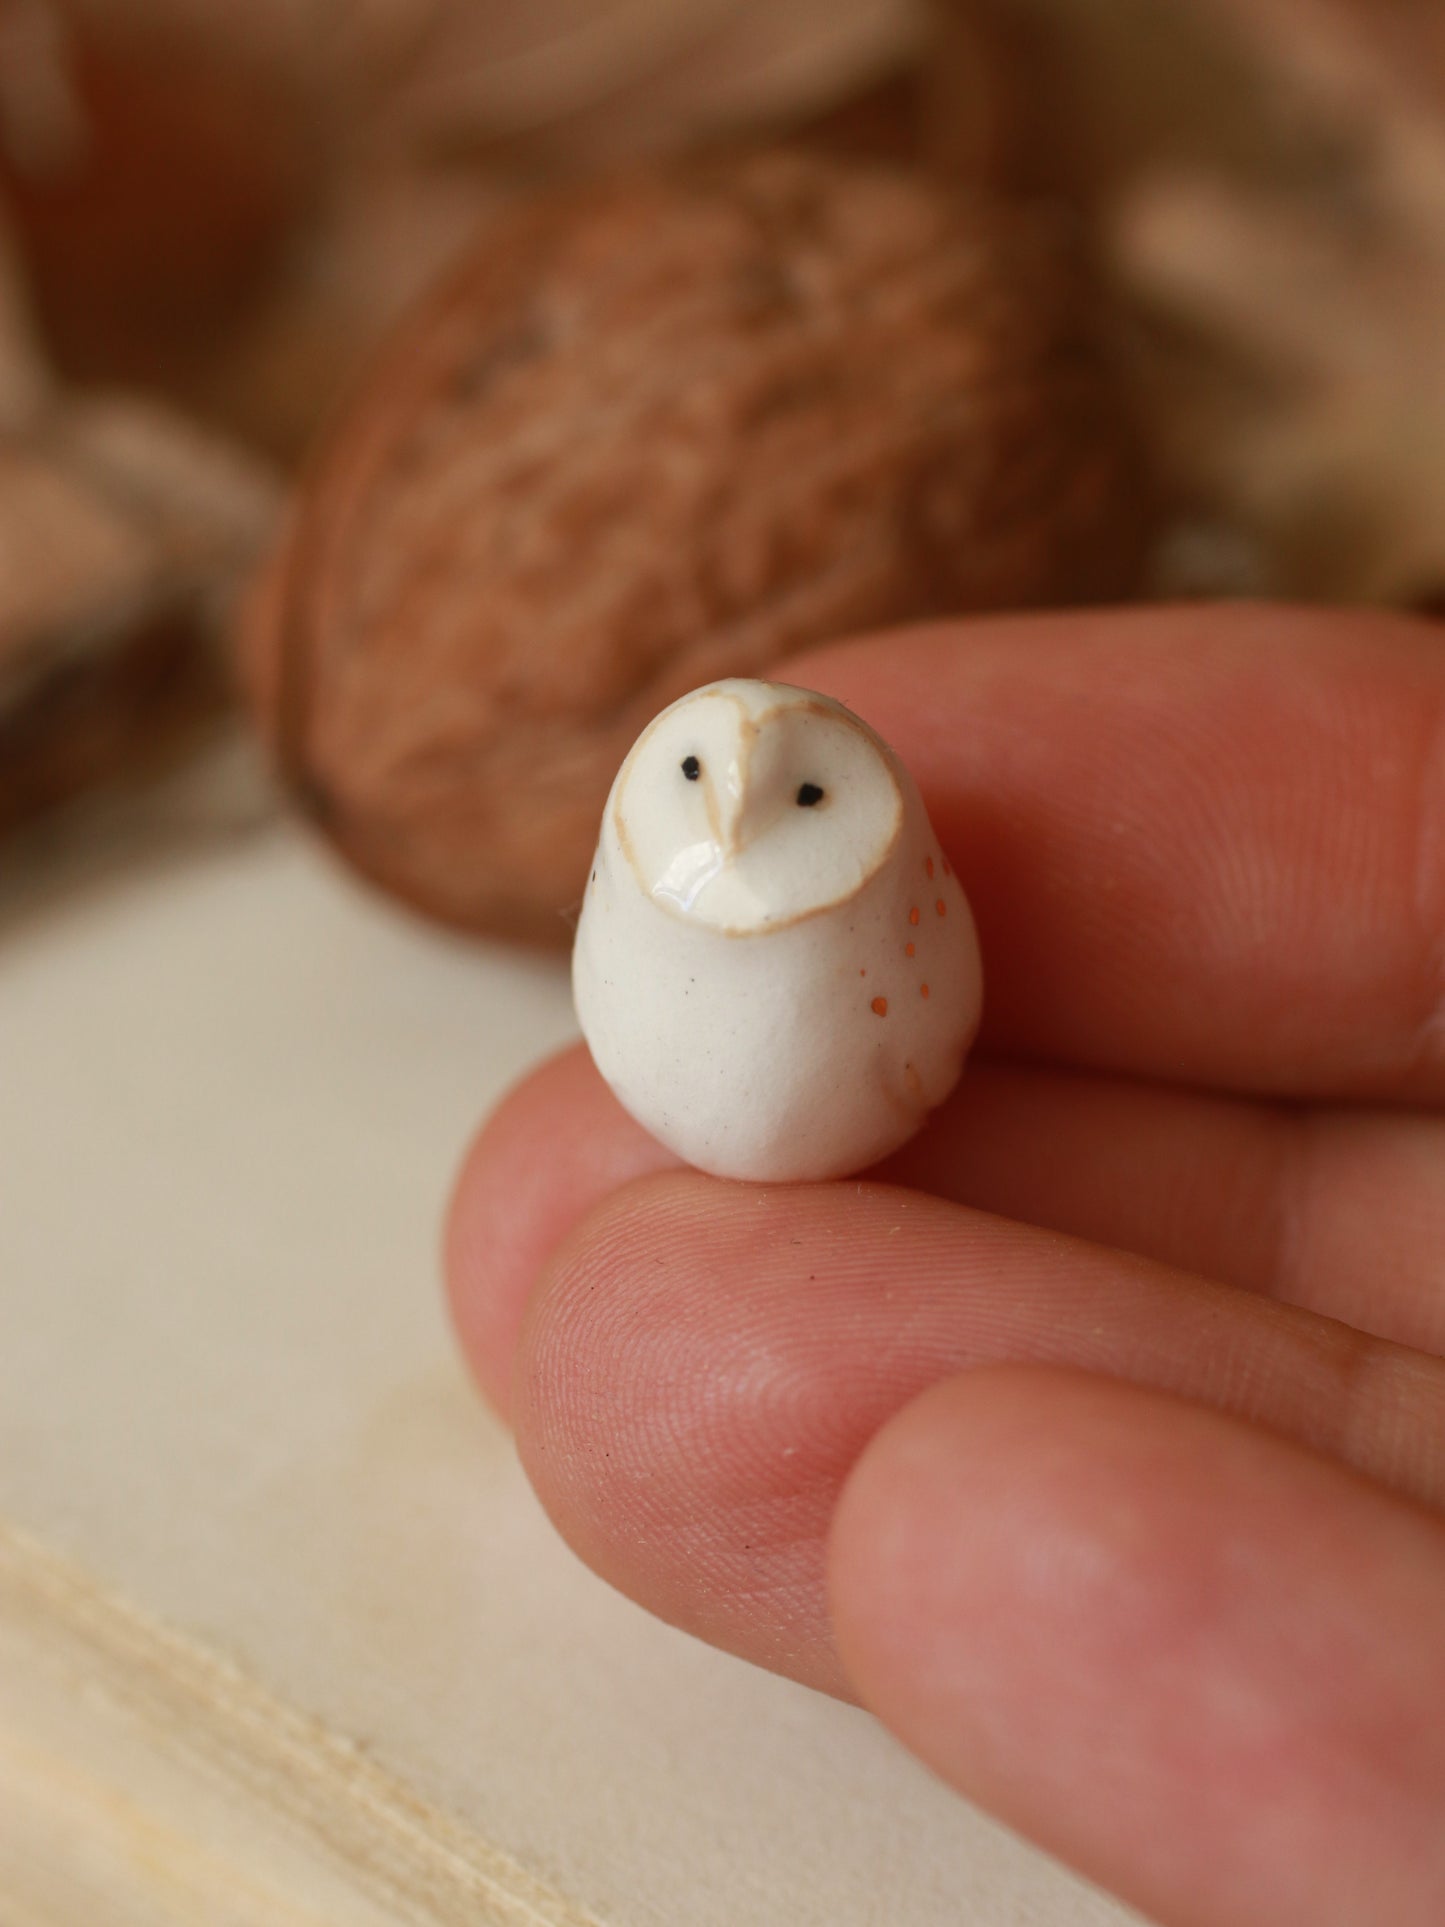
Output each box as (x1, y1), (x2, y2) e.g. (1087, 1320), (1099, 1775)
(681, 755), (701, 781)
(796, 782), (824, 807)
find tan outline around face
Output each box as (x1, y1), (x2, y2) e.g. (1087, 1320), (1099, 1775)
(611, 684), (904, 937)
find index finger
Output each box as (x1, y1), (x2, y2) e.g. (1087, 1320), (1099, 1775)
(789, 604), (1445, 1103)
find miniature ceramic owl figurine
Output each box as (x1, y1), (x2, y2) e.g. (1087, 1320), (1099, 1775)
(572, 679), (984, 1182)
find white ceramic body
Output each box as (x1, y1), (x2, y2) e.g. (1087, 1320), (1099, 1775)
(573, 682), (983, 1182)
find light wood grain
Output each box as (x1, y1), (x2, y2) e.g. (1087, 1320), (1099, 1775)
(0, 1525), (599, 1925)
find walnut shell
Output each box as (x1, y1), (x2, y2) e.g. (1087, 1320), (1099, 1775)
(244, 150), (1152, 942)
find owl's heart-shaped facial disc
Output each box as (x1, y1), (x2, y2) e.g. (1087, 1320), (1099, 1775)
(615, 681), (903, 934)
(574, 678), (984, 1183)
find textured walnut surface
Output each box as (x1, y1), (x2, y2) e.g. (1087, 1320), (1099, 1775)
(247, 151), (1151, 941)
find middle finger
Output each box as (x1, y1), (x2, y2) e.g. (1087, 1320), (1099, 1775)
(883, 1062), (1445, 1355)
(447, 1045), (1445, 1420)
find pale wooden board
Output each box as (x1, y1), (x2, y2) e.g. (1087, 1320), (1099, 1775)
(0, 820), (1137, 1927)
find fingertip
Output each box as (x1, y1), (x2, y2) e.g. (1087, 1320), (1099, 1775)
(444, 1043), (677, 1419)
(828, 1366), (1445, 1927)
(828, 1365), (1116, 1728)
(828, 1365), (1287, 1784)
(510, 1172), (869, 1695)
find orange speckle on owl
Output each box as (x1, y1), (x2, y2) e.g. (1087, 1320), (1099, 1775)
(905, 942), (915, 958)
(921, 983), (930, 999)
(908, 906), (920, 926)
(871, 996), (888, 1017)
(936, 899), (946, 917)
(925, 856), (935, 878)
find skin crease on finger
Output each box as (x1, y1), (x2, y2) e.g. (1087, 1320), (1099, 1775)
(829, 1368), (1445, 1927)
(505, 1173), (1445, 1700)
(786, 605), (1445, 1105)
(445, 1045), (1445, 1426)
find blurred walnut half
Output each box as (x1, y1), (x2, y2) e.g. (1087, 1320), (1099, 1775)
(244, 150), (1152, 943)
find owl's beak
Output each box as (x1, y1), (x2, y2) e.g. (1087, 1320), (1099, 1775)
(718, 775), (747, 860)
(718, 748), (785, 861)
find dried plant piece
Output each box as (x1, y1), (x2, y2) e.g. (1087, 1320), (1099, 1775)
(244, 149), (1153, 942)
(1199, 0), (1445, 122)
(42, 0), (918, 164)
(369, 0), (921, 162)
(986, 0), (1445, 597)
(0, 395), (279, 835)
(1116, 158), (1445, 601)
(923, 0), (1307, 201)
(0, 205), (51, 428)
(55, 395), (280, 574)
(0, 152), (281, 834)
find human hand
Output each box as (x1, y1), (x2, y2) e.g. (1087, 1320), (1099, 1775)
(445, 605), (1445, 1927)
